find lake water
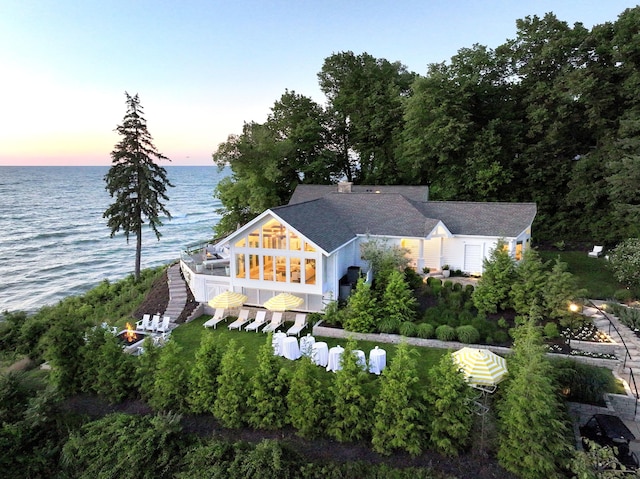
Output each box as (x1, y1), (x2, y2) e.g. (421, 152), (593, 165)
(0, 165), (228, 314)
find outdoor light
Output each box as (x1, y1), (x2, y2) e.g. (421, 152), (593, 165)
(569, 302), (580, 313)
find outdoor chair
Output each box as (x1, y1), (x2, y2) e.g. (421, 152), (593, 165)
(263, 312), (284, 333)
(148, 314), (161, 332)
(588, 245), (603, 258)
(286, 313), (307, 336)
(157, 316), (170, 334)
(203, 308), (226, 328)
(136, 314), (150, 332)
(245, 310), (268, 332)
(228, 309), (251, 330)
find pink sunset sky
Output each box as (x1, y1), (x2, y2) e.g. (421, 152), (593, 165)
(0, 0), (636, 166)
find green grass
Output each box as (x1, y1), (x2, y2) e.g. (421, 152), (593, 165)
(539, 250), (624, 299)
(172, 315), (448, 382)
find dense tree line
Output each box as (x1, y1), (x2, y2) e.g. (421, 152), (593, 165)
(213, 7), (640, 244)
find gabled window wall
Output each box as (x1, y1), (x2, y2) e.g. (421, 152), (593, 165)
(233, 218), (318, 286)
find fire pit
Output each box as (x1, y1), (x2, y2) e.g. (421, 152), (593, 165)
(117, 323), (149, 353)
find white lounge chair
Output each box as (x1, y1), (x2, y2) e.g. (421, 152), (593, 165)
(286, 313), (307, 336)
(588, 245), (603, 258)
(203, 308), (226, 328)
(136, 314), (150, 332)
(148, 314), (160, 332)
(157, 316), (170, 333)
(263, 312), (284, 333)
(245, 310), (267, 332)
(228, 309), (251, 330)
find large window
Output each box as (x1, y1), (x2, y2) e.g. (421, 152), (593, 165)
(515, 241), (523, 261)
(263, 255), (274, 281)
(304, 258), (316, 285)
(276, 256), (286, 282)
(249, 254), (260, 280)
(235, 254), (245, 278)
(290, 257), (301, 283)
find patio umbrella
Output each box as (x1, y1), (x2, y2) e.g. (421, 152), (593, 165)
(263, 292), (303, 312)
(451, 347), (508, 389)
(208, 291), (248, 309)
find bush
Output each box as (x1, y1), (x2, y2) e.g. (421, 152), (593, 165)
(455, 325), (480, 344)
(399, 321), (417, 337)
(404, 267), (424, 290)
(613, 288), (635, 303)
(497, 317), (508, 329)
(435, 325), (456, 342)
(493, 330), (510, 344)
(464, 284), (475, 296)
(452, 282), (463, 292)
(543, 322), (560, 339)
(552, 359), (615, 405)
(378, 317), (400, 334)
(416, 323), (435, 339)
(427, 277), (442, 287)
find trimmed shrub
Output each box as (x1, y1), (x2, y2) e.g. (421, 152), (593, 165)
(399, 321), (417, 337)
(442, 280), (453, 290)
(456, 325), (480, 344)
(543, 322), (560, 339)
(435, 324), (456, 341)
(378, 317), (400, 334)
(464, 284), (475, 296)
(493, 330), (510, 345)
(416, 323), (435, 339)
(427, 277), (442, 287)
(452, 282), (463, 292)
(457, 310), (475, 325)
(614, 288), (635, 303)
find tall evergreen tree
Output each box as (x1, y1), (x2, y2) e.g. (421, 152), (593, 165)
(472, 239), (516, 314)
(149, 340), (189, 412)
(497, 318), (571, 478)
(343, 278), (378, 333)
(213, 339), (248, 428)
(371, 342), (425, 456)
(509, 248), (549, 316)
(246, 333), (289, 430)
(382, 270), (418, 324)
(104, 92), (173, 280)
(187, 332), (224, 414)
(286, 356), (330, 438)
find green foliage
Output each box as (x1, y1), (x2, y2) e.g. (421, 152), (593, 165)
(404, 267), (424, 290)
(608, 238), (640, 288)
(608, 303), (640, 331)
(92, 333), (137, 403)
(371, 342), (425, 456)
(104, 93), (173, 280)
(187, 331), (224, 414)
(399, 321), (417, 337)
(552, 359), (615, 405)
(360, 238), (411, 292)
(321, 300), (344, 327)
(327, 340), (373, 442)
(570, 438), (631, 478)
(377, 316), (400, 334)
(247, 334), (289, 429)
(435, 324), (456, 342)
(543, 322), (560, 339)
(213, 339), (248, 428)
(286, 357), (330, 438)
(0, 311), (28, 355)
(343, 278), (378, 333)
(497, 319), (571, 478)
(134, 336), (161, 401)
(382, 270), (418, 324)
(416, 322), (435, 339)
(613, 288), (635, 302)
(61, 412), (184, 479)
(426, 353), (474, 456)
(472, 239), (516, 314)
(543, 256), (584, 321)
(510, 248), (549, 315)
(455, 325), (480, 344)
(149, 340), (189, 412)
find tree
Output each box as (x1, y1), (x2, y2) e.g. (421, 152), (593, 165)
(426, 353), (475, 456)
(371, 342), (425, 456)
(246, 334), (289, 430)
(607, 237), (640, 289)
(343, 278), (378, 333)
(360, 237), (411, 293)
(149, 340), (189, 412)
(187, 331), (224, 414)
(104, 92), (173, 280)
(327, 340), (373, 442)
(542, 256), (583, 321)
(497, 317), (571, 478)
(213, 339), (248, 428)
(382, 270), (418, 325)
(509, 248), (549, 316)
(286, 356), (330, 438)
(472, 239), (516, 314)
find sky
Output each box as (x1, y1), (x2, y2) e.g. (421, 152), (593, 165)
(0, 0), (637, 166)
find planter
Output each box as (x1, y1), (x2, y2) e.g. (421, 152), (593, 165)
(442, 270), (450, 278)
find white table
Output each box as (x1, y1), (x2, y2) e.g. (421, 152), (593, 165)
(300, 333), (315, 357)
(311, 341), (328, 367)
(272, 332), (287, 356)
(282, 336), (301, 360)
(353, 349), (366, 369)
(326, 345), (344, 372)
(369, 346), (387, 375)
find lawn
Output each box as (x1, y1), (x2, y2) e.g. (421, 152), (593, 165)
(538, 250), (623, 299)
(172, 315), (448, 382)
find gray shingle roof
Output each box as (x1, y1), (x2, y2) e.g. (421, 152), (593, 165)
(273, 186), (536, 253)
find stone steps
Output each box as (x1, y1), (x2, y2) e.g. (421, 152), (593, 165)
(164, 263), (187, 324)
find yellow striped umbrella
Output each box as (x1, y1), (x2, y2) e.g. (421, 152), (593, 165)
(451, 347), (508, 387)
(208, 291), (248, 309)
(263, 293), (304, 312)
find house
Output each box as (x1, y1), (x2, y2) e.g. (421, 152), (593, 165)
(181, 183), (536, 313)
